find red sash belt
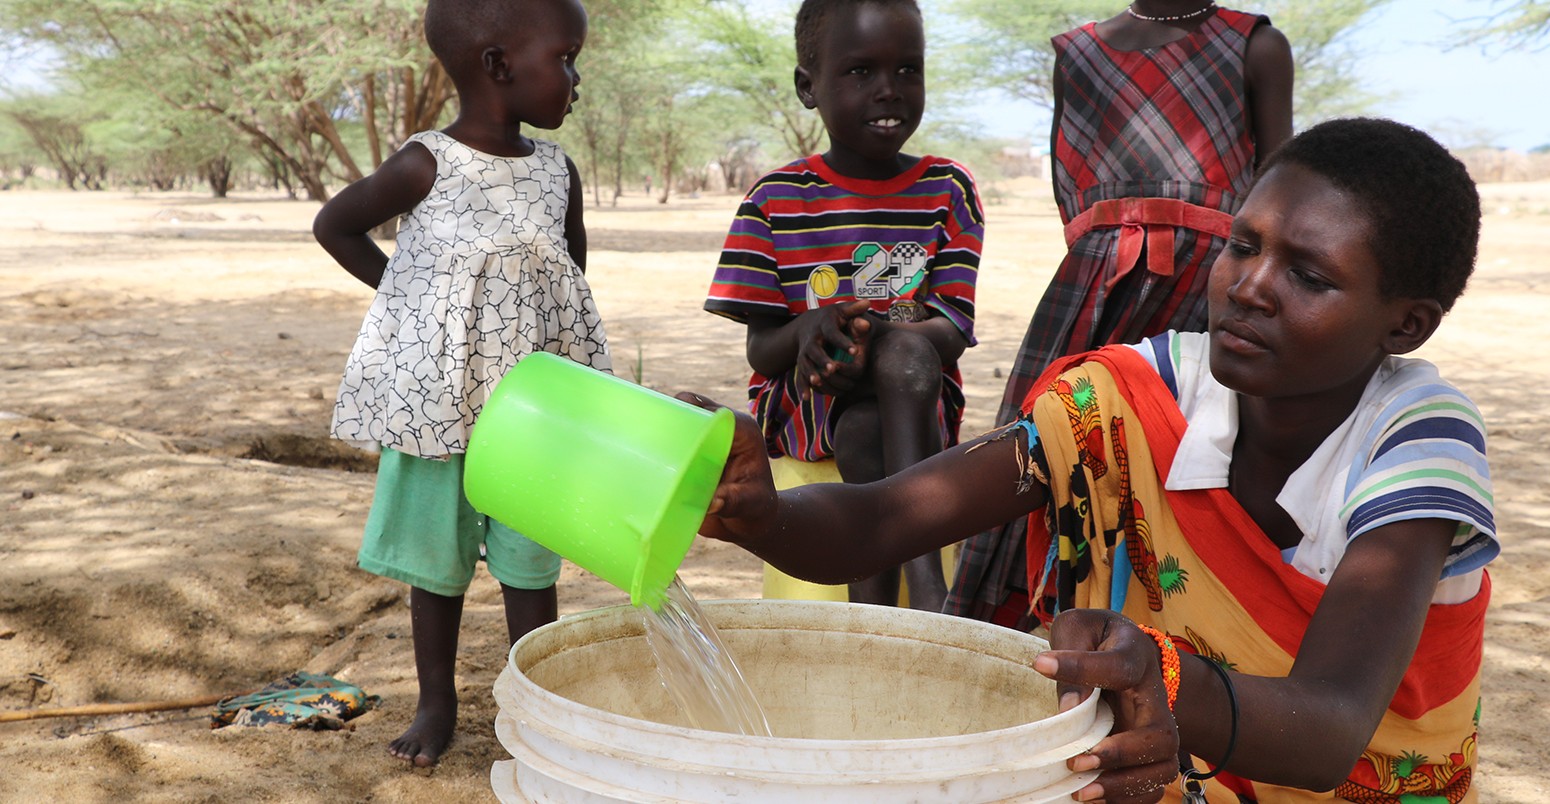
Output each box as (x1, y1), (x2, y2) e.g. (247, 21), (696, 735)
(1063, 197), (1235, 292)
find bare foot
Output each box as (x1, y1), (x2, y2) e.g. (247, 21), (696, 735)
(387, 707), (455, 767)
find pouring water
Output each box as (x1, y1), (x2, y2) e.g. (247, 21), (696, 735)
(639, 575), (772, 736)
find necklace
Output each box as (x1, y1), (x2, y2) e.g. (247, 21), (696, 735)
(1126, 2), (1217, 22)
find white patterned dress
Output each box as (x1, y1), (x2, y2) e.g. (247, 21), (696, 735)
(331, 131), (610, 459)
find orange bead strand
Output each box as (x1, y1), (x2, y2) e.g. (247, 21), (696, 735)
(1137, 624), (1181, 711)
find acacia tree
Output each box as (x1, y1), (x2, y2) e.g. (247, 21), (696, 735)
(690, 0), (824, 160)
(87, 96), (243, 194)
(567, 60), (649, 206)
(1456, 0), (1549, 50)
(0, 115), (42, 186)
(938, 1), (1109, 109)
(1269, 0), (1396, 125)
(562, 0), (668, 206)
(0, 0), (451, 200)
(559, 0), (750, 206)
(4, 94), (105, 189)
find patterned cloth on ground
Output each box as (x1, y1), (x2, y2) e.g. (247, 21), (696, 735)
(211, 672), (379, 730)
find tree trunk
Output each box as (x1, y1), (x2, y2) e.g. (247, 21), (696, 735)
(363, 73), (382, 168)
(205, 155), (232, 198)
(610, 122), (629, 208)
(304, 99), (365, 184)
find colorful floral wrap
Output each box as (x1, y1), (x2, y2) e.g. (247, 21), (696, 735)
(211, 672), (379, 730)
(1016, 346), (1488, 803)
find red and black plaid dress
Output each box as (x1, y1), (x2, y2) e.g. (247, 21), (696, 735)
(947, 8), (1269, 624)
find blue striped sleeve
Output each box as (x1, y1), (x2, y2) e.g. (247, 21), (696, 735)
(1343, 383), (1497, 579)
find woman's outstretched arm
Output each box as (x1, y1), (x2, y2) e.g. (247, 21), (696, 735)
(682, 394), (1045, 585)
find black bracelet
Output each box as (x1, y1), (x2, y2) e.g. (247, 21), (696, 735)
(1183, 654), (1239, 782)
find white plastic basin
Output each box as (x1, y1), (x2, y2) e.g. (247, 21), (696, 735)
(492, 599), (1111, 803)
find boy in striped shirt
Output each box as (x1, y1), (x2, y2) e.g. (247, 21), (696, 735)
(704, 0), (984, 610)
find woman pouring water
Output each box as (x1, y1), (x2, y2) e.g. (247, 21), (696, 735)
(680, 119), (1497, 803)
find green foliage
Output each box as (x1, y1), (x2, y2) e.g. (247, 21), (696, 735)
(552, 0), (676, 204)
(0, 0), (447, 200)
(688, 0), (823, 161)
(941, 0), (1393, 130)
(0, 0), (1416, 195)
(1266, 0), (1396, 127)
(83, 86), (242, 191)
(1454, 1), (1550, 51)
(2, 92), (106, 189)
(0, 112), (45, 187)
(942, 0), (1111, 109)
(909, 118), (1009, 183)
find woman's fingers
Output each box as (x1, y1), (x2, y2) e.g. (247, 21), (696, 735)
(674, 396), (777, 542)
(1035, 609), (1180, 802)
(1068, 754), (1178, 803)
(1072, 724), (1180, 777)
(674, 391), (725, 412)
(1036, 646), (1152, 693)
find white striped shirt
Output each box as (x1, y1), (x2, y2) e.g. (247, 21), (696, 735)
(1129, 331), (1497, 603)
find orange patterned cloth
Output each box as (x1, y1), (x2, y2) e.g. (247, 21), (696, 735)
(1018, 346), (1487, 803)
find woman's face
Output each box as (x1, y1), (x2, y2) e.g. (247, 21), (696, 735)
(1207, 163), (1412, 402)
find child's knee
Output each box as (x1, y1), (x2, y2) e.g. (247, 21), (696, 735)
(872, 331), (942, 399)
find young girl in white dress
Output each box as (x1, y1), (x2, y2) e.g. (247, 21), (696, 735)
(312, 0), (605, 768)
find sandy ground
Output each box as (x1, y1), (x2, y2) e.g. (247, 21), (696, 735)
(1, 179), (1546, 802)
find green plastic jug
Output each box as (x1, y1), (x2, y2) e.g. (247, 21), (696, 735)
(464, 352), (735, 608)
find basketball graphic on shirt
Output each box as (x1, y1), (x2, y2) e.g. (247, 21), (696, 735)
(806, 264), (840, 308)
(809, 264), (840, 298)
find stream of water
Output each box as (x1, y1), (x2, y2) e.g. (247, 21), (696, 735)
(639, 575), (773, 737)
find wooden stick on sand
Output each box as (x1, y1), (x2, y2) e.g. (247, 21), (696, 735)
(0, 693), (229, 723)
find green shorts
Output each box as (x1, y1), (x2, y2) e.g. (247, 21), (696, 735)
(358, 447), (561, 596)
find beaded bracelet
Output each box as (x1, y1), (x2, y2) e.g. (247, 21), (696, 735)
(1136, 624), (1180, 711)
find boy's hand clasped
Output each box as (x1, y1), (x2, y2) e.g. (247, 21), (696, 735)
(794, 299), (872, 399)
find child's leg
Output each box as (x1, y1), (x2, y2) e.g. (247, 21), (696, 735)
(501, 584), (558, 645)
(834, 329), (949, 610)
(487, 520), (562, 645)
(357, 448), (487, 767)
(391, 586), (464, 768)
(833, 402), (899, 605)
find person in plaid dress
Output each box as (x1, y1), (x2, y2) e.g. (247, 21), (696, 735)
(947, 2), (1292, 626)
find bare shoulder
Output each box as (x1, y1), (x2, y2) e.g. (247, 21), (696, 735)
(375, 139), (437, 195)
(1245, 21), (1293, 69)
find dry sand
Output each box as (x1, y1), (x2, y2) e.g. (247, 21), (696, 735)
(1, 180), (1546, 802)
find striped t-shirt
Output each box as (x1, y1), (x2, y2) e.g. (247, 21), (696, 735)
(1134, 328), (1494, 604)
(1129, 331), (1497, 602)
(704, 154), (985, 460)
